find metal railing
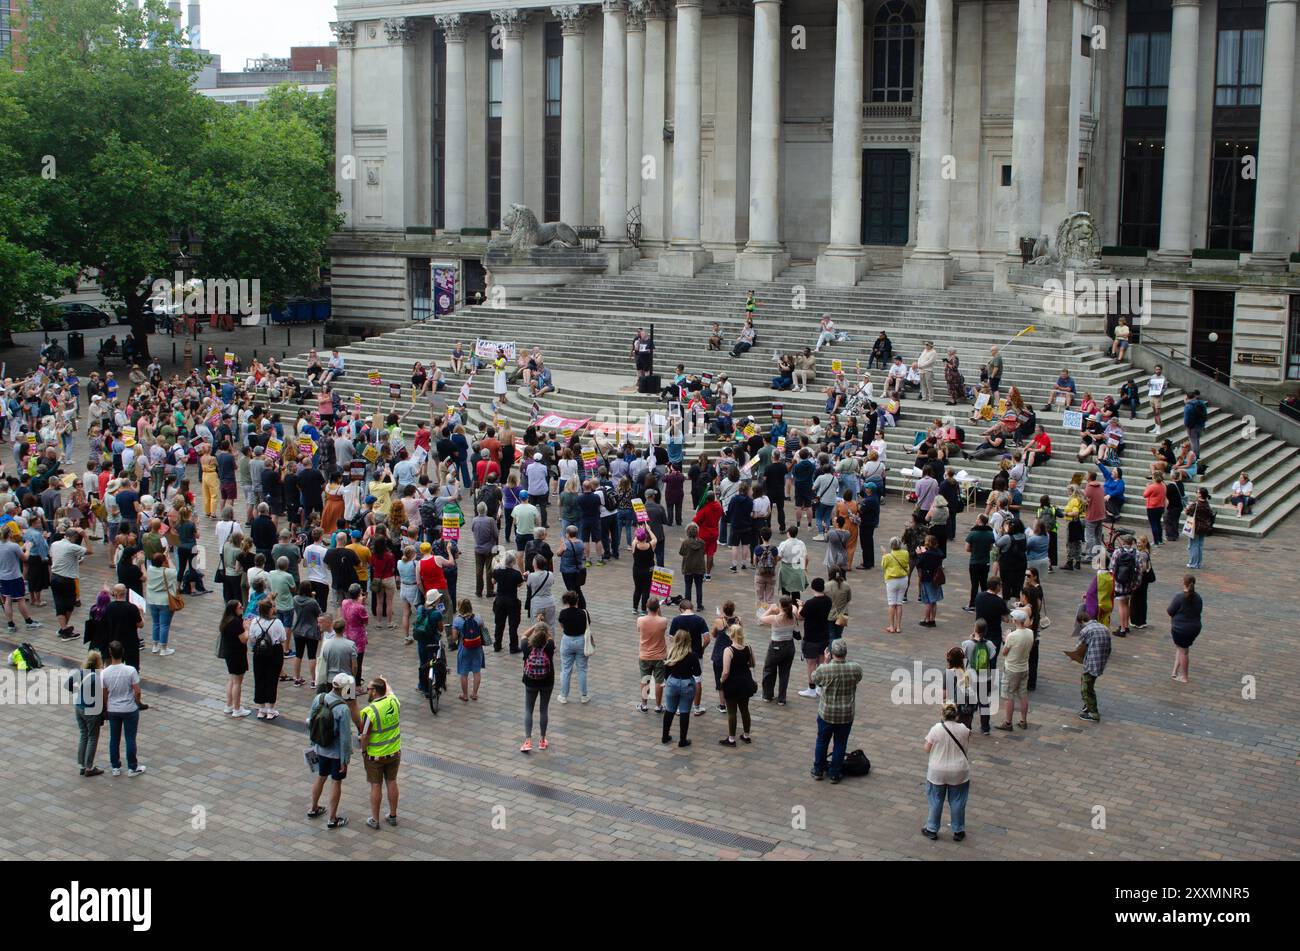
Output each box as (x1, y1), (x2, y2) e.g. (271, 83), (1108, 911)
(574, 225), (604, 254)
(1135, 328), (1270, 405)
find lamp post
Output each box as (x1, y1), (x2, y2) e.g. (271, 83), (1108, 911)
(168, 226), (204, 373)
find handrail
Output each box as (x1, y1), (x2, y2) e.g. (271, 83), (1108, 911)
(1135, 328), (1271, 406)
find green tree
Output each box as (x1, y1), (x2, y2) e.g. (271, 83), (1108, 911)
(0, 0), (340, 358)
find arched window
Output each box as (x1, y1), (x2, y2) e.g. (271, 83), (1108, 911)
(871, 0), (917, 103)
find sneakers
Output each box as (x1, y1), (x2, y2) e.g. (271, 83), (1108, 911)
(813, 534), (827, 542)
(128, 766), (147, 777)
(231, 708), (251, 718)
(730, 564), (738, 572)
(539, 738), (548, 750)
(223, 705), (233, 714)
(111, 768), (122, 777)
(692, 705), (705, 716)
(580, 695), (591, 703)
(150, 645), (160, 654)
(24, 618), (40, 628)
(716, 703), (726, 713)
(159, 647), (175, 656)
(797, 688), (818, 698)
(83, 767), (104, 777)
(520, 739), (533, 753)
(557, 694), (568, 704)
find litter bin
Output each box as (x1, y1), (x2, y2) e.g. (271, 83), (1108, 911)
(67, 331), (85, 359)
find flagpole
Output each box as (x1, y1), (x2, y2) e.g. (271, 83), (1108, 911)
(998, 325), (1037, 353)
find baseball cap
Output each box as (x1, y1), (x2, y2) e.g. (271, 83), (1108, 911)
(1010, 609), (1030, 624)
(518, 489), (529, 499)
(350, 530), (362, 540)
(533, 453), (543, 461)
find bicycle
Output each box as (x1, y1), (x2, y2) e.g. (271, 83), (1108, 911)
(426, 636), (448, 715)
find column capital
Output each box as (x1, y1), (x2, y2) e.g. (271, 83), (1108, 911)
(436, 13), (471, 42)
(673, 0), (705, 9)
(1169, 0), (1201, 8)
(382, 16), (418, 45)
(715, 0), (752, 14)
(330, 20), (357, 48)
(491, 8), (530, 39)
(626, 4), (647, 30)
(552, 5), (591, 34)
(601, 0), (627, 15)
(634, 0), (669, 19)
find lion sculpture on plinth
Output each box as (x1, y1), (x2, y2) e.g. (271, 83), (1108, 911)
(1028, 211), (1103, 269)
(502, 203), (581, 251)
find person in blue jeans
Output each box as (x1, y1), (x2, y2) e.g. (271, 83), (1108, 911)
(810, 639), (863, 781)
(661, 631), (701, 747)
(556, 591), (589, 703)
(101, 640), (146, 777)
(922, 704), (972, 841)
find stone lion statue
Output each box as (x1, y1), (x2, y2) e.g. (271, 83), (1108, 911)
(502, 203), (581, 251)
(1029, 211), (1102, 269)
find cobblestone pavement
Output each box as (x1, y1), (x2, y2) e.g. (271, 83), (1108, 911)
(2, 493), (1296, 861)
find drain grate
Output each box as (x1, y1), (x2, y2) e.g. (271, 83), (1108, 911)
(12, 641), (777, 856)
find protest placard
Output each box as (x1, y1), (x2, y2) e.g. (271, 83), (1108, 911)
(368, 370), (382, 386)
(1062, 410), (1084, 431)
(265, 438), (283, 464)
(631, 499), (648, 523)
(649, 567), (674, 599)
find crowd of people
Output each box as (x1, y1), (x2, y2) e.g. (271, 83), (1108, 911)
(5, 297), (1222, 842)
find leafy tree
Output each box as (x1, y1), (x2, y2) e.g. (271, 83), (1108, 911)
(0, 0), (340, 358)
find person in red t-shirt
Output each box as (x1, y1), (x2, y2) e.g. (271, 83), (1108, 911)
(475, 449), (501, 486)
(414, 423), (431, 454)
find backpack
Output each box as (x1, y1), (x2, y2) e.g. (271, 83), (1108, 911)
(523, 643), (552, 681)
(476, 484), (502, 517)
(459, 614), (483, 649)
(419, 498), (439, 528)
(1113, 547), (1137, 587)
(309, 695), (343, 747)
(842, 750), (871, 777)
(972, 641), (991, 673)
(755, 545), (778, 577)
(252, 621), (278, 657)
(12, 642), (42, 670)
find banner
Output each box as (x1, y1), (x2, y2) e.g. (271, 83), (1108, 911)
(265, 438), (283, 464)
(649, 566), (674, 599)
(456, 374), (473, 408)
(474, 338), (517, 361)
(205, 411), (221, 430)
(631, 499), (648, 523)
(434, 264), (457, 318)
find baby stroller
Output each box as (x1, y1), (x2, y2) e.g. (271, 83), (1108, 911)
(426, 635), (449, 715)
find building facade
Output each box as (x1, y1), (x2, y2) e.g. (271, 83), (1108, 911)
(331, 0), (1300, 385)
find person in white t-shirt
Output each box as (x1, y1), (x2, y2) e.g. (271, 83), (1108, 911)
(1229, 473), (1255, 516)
(922, 703), (971, 841)
(1146, 364), (1167, 434)
(102, 640), (146, 777)
(303, 529), (331, 610)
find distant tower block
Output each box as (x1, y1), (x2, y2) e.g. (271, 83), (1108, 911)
(188, 1), (201, 49)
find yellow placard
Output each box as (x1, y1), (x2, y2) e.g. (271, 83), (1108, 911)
(831, 359), (843, 374)
(363, 444), (379, 463)
(631, 498), (648, 523)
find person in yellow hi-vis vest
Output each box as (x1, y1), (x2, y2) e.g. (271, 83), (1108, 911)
(358, 676), (401, 829)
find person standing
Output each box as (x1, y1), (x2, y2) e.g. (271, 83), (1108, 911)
(661, 630), (702, 748)
(1143, 472), (1167, 545)
(556, 590), (590, 704)
(67, 649), (105, 777)
(809, 639), (863, 783)
(452, 597), (486, 702)
(144, 552), (180, 655)
(307, 673), (354, 829)
(1073, 607), (1113, 722)
(1082, 472), (1106, 554)
(49, 528), (88, 641)
(1184, 487), (1213, 570)
(218, 599), (251, 717)
(679, 523), (707, 610)
(102, 640), (146, 777)
(916, 341), (938, 402)
(636, 596), (669, 712)
(358, 676), (402, 829)
(0, 529), (40, 633)
(718, 624), (756, 746)
(858, 485), (880, 569)
(249, 598), (287, 719)
(963, 515), (994, 611)
(558, 525), (587, 610)
(1182, 391), (1207, 458)
(1168, 574), (1202, 684)
(519, 621), (556, 752)
(797, 579), (833, 698)
(921, 703), (972, 841)
(757, 596), (799, 704)
(995, 609), (1034, 731)
(881, 537), (909, 634)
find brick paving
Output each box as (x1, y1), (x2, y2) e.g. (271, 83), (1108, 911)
(2, 476), (1297, 861)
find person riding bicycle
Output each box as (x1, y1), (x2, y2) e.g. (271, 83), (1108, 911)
(413, 588), (445, 698)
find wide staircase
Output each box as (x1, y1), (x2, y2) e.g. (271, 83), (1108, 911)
(276, 260), (1300, 537)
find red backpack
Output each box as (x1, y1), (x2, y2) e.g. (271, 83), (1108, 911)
(523, 644), (552, 681)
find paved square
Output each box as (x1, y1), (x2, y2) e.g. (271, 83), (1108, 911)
(2, 491), (1296, 861)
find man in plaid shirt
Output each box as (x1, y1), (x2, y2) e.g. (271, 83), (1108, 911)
(810, 640), (864, 782)
(1075, 607), (1112, 722)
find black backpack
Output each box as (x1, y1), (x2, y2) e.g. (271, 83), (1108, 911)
(17, 642), (43, 669)
(309, 694), (343, 747)
(842, 750), (871, 777)
(1113, 547), (1137, 587)
(252, 621), (279, 657)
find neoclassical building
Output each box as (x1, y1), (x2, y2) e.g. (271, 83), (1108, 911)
(330, 0), (1300, 385)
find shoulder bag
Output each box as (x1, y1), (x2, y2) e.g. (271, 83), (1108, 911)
(164, 569), (185, 613)
(582, 609), (597, 657)
(940, 722), (969, 761)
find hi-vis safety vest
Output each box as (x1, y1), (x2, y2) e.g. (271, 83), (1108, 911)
(362, 693), (401, 757)
(9, 648), (29, 671)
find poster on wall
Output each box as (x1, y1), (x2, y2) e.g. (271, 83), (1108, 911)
(434, 262), (458, 318)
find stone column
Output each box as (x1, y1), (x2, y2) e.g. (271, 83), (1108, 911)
(640, 2), (669, 249)
(600, 1), (634, 267)
(493, 9), (529, 217)
(660, 0), (713, 276)
(554, 6), (589, 226)
(384, 17), (421, 229)
(902, 0), (955, 289)
(815, 0), (867, 286)
(1154, 0), (1201, 264)
(1248, 0), (1298, 269)
(736, 0), (788, 282)
(626, 4), (647, 220)
(1009, 0), (1047, 253)
(331, 21), (357, 229)
(437, 15), (469, 233)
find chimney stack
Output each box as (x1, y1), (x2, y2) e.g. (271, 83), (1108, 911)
(188, 1), (201, 49)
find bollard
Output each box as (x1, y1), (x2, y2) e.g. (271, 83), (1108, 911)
(262, 326), (267, 346)
(312, 329), (317, 349)
(286, 327), (291, 348)
(172, 342), (176, 363)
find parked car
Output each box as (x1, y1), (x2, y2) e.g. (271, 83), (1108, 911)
(40, 302), (120, 330)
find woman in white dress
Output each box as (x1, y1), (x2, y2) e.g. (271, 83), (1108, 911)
(493, 353), (508, 406)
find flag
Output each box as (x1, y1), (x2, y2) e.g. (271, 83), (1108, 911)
(1016, 325), (1036, 338)
(643, 411), (655, 447)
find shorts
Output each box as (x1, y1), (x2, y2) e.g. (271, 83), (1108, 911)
(885, 577), (907, 606)
(0, 577), (25, 599)
(795, 489), (813, 508)
(220, 482), (238, 501)
(400, 583), (420, 607)
(317, 755), (345, 781)
(51, 575), (77, 616)
(638, 658), (666, 685)
(294, 636), (319, 660)
(1001, 669), (1028, 701)
(363, 752), (401, 784)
